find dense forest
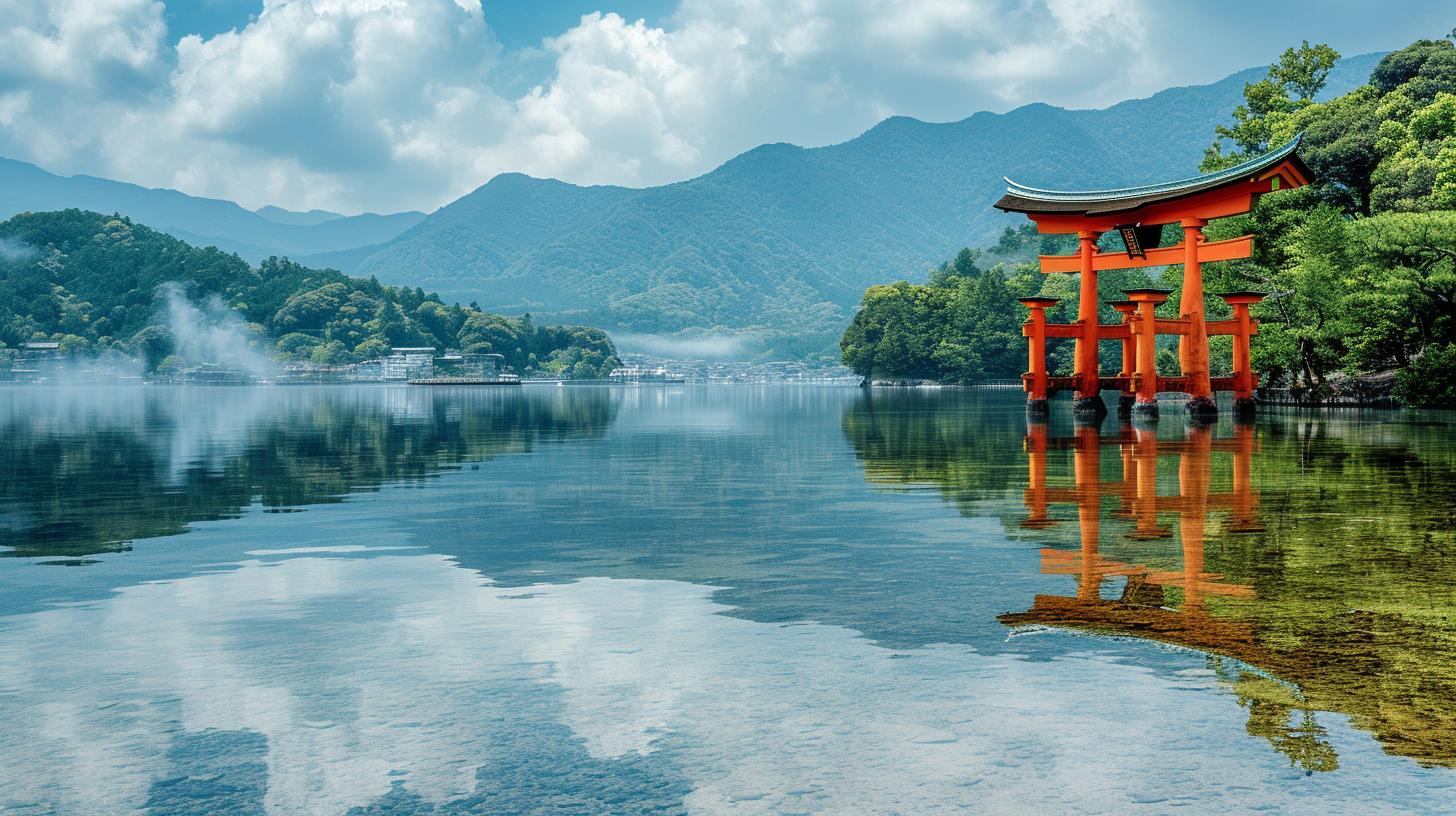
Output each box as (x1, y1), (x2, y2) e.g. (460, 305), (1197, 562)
(0, 210), (620, 378)
(841, 36), (1456, 407)
(839, 248), (1042, 384)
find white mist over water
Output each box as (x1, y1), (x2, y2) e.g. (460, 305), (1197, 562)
(160, 283), (275, 376)
(41, 349), (147, 381)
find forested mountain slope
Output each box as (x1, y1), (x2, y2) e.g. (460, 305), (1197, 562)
(352, 53), (1381, 349)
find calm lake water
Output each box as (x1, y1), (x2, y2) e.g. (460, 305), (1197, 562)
(2, 384), (1455, 815)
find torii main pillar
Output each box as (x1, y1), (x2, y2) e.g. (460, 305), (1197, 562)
(1179, 218), (1215, 416)
(1073, 230), (1106, 418)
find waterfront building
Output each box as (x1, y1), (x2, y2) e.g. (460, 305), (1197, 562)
(383, 347), (435, 381)
(435, 351), (504, 378)
(462, 352), (503, 377)
(352, 360), (385, 382)
(9, 341), (63, 381)
(608, 366), (685, 384)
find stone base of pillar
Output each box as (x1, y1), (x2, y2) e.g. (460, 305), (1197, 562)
(1132, 398), (1159, 420)
(1186, 395), (1218, 418)
(1233, 397), (1257, 419)
(1072, 394), (1107, 419)
(1117, 394), (1135, 417)
(1026, 399), (1050, 419)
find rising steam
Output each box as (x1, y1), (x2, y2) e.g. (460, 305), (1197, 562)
(160, 284), (275, 376)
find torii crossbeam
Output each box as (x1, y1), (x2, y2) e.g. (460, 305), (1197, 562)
(994, 137), (1312, 419)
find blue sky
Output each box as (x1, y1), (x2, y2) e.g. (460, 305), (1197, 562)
(1, 1), (1448, 213)
(164, 1), (679, 48)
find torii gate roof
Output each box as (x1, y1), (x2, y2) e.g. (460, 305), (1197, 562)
(994, 135), (1311, 217)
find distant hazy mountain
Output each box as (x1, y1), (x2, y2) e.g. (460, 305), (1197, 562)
(0, 158), (425, 262)
(350, 53), (1381, 351)
(254, 205), (345, 226)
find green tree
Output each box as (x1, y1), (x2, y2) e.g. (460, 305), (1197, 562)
(310, 340), (353, 365)
(1370, 38), (1456, 101)
(458, 312), (523, 356)
(1344, 211), (1456, 368)
(929, 249), (982, 287)
(1204, 41), (1340, 172)
(271, 283), (347, 335)
(353, 337), (392, 359)
(412, 301), (459, 347)
(1281, 205), (1350, 386)
(840, 281), (947, 380)
(1394, 343), (1456, 407)
(275, 332), (322, 360)
(841, 253), (1035, 383)
(128, 325), (174, 372)
(1272, 40), (1341, 101)
(57, 334), (90, 356)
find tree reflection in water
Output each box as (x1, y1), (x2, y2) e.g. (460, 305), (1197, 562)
(1001, 421), (1336, 772)
(841, 391), (1456, 771)
(990, 413), (1456, 769)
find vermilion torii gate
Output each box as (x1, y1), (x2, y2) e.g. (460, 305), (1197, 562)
(994, 137), (1312, 419)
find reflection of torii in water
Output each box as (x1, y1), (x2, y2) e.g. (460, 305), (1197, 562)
(1017, 421), (1259, 608)
(1004, 420), (1338, 772)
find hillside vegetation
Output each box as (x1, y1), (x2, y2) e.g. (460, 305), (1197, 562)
(0, 210), (619, 378)
(841, 37), (1456, 407)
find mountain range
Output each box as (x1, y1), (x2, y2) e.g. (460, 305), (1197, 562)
(0, 52), (1382, 357)
(0, 158), (424, 264)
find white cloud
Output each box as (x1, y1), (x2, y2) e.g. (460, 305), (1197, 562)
(0, 0), (166, 166)
(0, 552), (1444, 814)
(0, 0), (166, 86)
(0, 0), (1159, 213)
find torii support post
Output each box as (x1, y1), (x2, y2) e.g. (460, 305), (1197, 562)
(1218, 291), (1266, 419)
(1073, 231), (1107, 419)
(1109, 300), (1139, 417)
(1179, 218), (1216, 418)
(1125, 288), (1172, 420)
(1019, 297), (1060, 418)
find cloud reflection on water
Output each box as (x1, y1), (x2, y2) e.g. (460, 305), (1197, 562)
(2, 548), (1451, 816)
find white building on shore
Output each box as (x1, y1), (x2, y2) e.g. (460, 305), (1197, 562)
(382, 347), (434, 381)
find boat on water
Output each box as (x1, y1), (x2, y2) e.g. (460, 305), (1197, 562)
(608, 366), (685, 384)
